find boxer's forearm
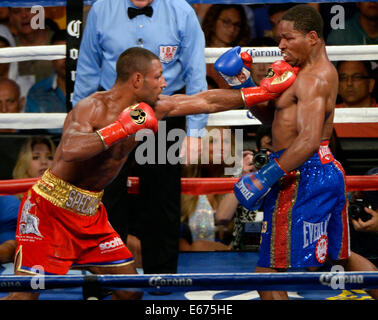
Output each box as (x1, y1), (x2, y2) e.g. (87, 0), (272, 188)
(162, 89), (244, 117)
(201, 89), (245, 113)
(60, 131), (110, 162)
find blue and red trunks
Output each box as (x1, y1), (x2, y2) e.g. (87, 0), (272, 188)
(258, 141), (350, 269)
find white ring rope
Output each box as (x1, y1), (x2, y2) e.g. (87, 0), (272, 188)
(0, 108), (377, 129)
(206, 45), (378, 63)
(0, 45), (377, 63)
(0, 44), (377, 128)
(0, 45), (66, 63)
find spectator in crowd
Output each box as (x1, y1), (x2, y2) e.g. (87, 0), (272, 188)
(353, 206), (378, 235)
(348, 167), (378, 266)
(12, 136), (55, 197)
(202, 4), (251, 89)
(255, 125), (273, 151)
(9, 7), (56, 82)
(24, 30), (66, 118)
(0, 78), (23, 114)
(333, 60), (377, 138)
(215, 150), (256, 251)
(0, 24), (16, 76)
(216, 125), (272, 251)
(180, 126), (235, 251)
(337, 61), (376, 108)
(202, 5), (250, 48)
(0, 36), (15, 81)
(267, 3), (296, 43)
(0, 27), (34, 100)
(0, 78), (23, 133)
(327, 2), (378, 45)
(0, 195), (19, 264)
(0, 7), (10, 24)
(0, 7), (16, 35)
(73, 0), (208, 277)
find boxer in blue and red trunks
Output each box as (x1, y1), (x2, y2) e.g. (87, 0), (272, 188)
(217, 5), (378, 299)
(258, 140), (349, 269)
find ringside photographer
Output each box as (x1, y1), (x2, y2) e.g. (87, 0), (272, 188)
(348, 167), (378, 266)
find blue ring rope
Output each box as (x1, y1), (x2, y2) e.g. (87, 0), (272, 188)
(0, 272), (377, 292)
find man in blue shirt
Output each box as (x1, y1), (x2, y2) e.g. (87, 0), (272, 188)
(24, 73), (65, 113)
(24, 30), (66, 134)
(24, 30), (66, 113)
(73, 0), (208, 275)
(0, 196), (19, 264)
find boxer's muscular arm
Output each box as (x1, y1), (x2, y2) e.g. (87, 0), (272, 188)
(155, 89), (274, 127)
(60, 98), (108, 162)
(155, 89), (244, 119)
(278, 74), (328, 172)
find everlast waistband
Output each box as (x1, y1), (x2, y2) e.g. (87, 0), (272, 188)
(32, 169), (104, 216)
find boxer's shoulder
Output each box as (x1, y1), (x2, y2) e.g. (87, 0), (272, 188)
(292, 70), (329, 95)
(73, 93), (108, 119)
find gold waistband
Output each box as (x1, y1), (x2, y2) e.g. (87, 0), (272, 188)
(32, 169), (104, 216)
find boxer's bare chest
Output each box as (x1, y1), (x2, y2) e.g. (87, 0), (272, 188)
(270, 85), (298, 150)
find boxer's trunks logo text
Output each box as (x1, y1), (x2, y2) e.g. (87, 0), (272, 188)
(303, 214), (331, 249)
(318, 145), (334, 164)
(99, 237), (124, 252)
(65, 190), (100, 215)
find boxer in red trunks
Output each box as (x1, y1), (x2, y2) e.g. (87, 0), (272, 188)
(3, 47), (298, 300)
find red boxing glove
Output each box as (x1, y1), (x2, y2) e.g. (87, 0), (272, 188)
(241, 60), (299, 107)
(96, 102), (158, 149)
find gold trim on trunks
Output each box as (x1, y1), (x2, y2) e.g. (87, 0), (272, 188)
(32, 169), (103, 216)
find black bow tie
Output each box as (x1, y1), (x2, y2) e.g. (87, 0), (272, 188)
(128, 6), (153, 19)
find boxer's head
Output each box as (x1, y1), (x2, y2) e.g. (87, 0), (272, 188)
(116, 47), (166, 107)
(281, 4), (324, 40)
(277, 5), (324, 67)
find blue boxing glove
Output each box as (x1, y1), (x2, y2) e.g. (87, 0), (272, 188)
(214, 46), (256, 89)
(234, 159), (286, 210)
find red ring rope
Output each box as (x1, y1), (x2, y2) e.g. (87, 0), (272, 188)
(0, 176), (377, 196)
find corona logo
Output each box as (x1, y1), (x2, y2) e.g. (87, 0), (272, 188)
(148, 276), (193, 287)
